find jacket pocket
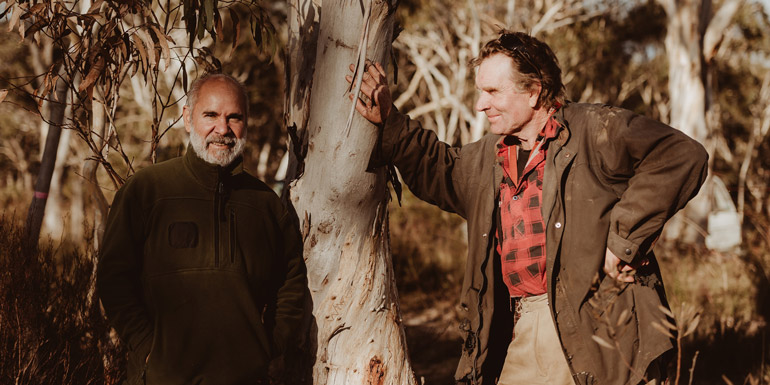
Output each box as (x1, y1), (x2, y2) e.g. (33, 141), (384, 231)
(141, 319), (160, 384)
(586, 273), (627, 317)
(126, 328), (155, 385)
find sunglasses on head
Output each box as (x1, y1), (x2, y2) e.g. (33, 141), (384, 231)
(497, 33), (543, 81)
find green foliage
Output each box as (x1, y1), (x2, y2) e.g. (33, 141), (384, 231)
(0, 215), (125, 384)
(182, 0), (279, 57)
(545, 0), (669, 117)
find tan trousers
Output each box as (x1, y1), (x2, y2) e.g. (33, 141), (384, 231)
(497, 294), (576, 385)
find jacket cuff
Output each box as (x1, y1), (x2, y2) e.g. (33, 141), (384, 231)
(381, 107), (408, 150)
(366, 107), (407, 171)
(606, 231), (639, 264)
(272, 324), (291, 356)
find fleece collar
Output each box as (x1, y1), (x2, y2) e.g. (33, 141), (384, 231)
(183, 143), (244, 189)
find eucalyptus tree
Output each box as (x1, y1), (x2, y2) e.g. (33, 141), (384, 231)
(655, 0), (744, 246)
(284, 0), (418, 383)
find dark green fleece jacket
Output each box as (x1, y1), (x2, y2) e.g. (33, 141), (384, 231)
(97, 146), (306, 385)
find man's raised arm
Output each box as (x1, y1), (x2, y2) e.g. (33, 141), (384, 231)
(346, 61), (472, 217)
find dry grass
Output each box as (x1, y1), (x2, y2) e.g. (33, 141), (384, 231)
(391, 188), (770, 384)
(657, 233), (770, 384)
(0, 215), (125, 385)
(1, 184), (767, 384)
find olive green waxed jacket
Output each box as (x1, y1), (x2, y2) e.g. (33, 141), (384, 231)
(97, 147), (306, 385)
(377, 102), (708, 385)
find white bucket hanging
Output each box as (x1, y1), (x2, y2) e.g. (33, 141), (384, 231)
(705, 175), (742, 251)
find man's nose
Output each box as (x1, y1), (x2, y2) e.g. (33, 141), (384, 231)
(475, 94), (488, 112)
(212, 116), (230, 135)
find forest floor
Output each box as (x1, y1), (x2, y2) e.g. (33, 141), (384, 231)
(400, 290), (463, 384)
(398, 278), (770, 385)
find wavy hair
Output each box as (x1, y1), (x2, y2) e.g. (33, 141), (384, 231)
(471, 31), (565, 110)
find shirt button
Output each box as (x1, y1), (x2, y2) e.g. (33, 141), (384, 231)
(625, 248), (632, 255)
(555, 222), (562, 229)
(482, 233), (488, 238)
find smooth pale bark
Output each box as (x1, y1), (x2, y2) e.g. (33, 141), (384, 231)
(83, 98), (109, 253)
(659, 0), (710, 242)
(658, 0), (741, 245)
(660, 0), (708, 144)
(41, 127), (71, 239)
(285, 0), (417, 384)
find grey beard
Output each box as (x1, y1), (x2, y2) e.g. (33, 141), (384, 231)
(189, 128), (246, 167)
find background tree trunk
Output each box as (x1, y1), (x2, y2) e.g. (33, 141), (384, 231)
(24, 75), (67, 246)
(285, 0), (418, 384)
(659, 0), (711, 243)
(658, 0), (742, 247)
(41, 127), (71, 240)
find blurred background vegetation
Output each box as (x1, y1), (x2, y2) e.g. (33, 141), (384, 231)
(1, 0), (769, 383)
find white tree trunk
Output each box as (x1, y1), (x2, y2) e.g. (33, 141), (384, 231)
(659, 0), (710, 242)
(83, 98), (109, 253)
(286, 0), (417, 384)
(41, 127), (71, 239)
(660, 0), (708, 143)
(658, 0), (742, 245)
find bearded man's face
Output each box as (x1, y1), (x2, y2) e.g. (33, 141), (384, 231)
(183, 78), (247, 166)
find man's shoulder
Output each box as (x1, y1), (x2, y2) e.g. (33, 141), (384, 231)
(130, 156), (185, 181)
(233, 172), (277, 195)
(117, 156), (186, 197)
(462, 133), (501, 151)
(458, 134), (501, 162)
(231, 175), (292, 224)
(560, 102), (638, 127)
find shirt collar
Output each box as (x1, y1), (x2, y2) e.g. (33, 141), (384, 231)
(496, 108), (563, 151)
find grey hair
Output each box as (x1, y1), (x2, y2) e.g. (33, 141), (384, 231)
(185, 73), (249, 117)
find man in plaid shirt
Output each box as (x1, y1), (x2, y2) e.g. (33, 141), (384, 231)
(350, 31), (708, 385)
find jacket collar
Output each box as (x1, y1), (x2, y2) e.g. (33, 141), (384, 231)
(183, 143), (244, 189)
(552, 102), (572, 147)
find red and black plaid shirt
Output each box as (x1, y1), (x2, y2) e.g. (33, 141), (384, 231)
(496, 115), (561, 298)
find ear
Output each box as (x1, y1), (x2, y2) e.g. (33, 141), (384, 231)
(182, 105), (192, 133)
(528, 83), (542, 109)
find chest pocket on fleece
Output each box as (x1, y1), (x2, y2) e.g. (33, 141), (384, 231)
(168, 221), (198, 248)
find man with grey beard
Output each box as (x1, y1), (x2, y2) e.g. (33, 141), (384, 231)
(97, 73), (307, 385)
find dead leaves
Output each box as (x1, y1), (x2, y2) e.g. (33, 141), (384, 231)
(4, 0), (275, 111)
(227, 9), (241, 59)
(129, 30), (155, 72)
(591, 335), (615, 350)
(35, 68), (61, 108)
(7, 2), (24, 34)
(79, 56), (105, 92)
(149, 25), (172, 70)
(0, 89), (8, 105)
(650, 303), (702, 341)
(130, 24), (178, 75)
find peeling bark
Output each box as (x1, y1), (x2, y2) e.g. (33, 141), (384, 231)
(285, 0), (417, 384)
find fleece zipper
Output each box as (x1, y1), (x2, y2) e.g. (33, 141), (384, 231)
(214, 180), (224, 267)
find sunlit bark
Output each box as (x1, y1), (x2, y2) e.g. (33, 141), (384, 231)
(658, 0), (742, 245)
(285, 0), (417, 383)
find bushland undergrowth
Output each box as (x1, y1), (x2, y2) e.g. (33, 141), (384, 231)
(0, 215), (124, 384)
(391, 187), (770, 384)
(0, 186), (767, 384)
